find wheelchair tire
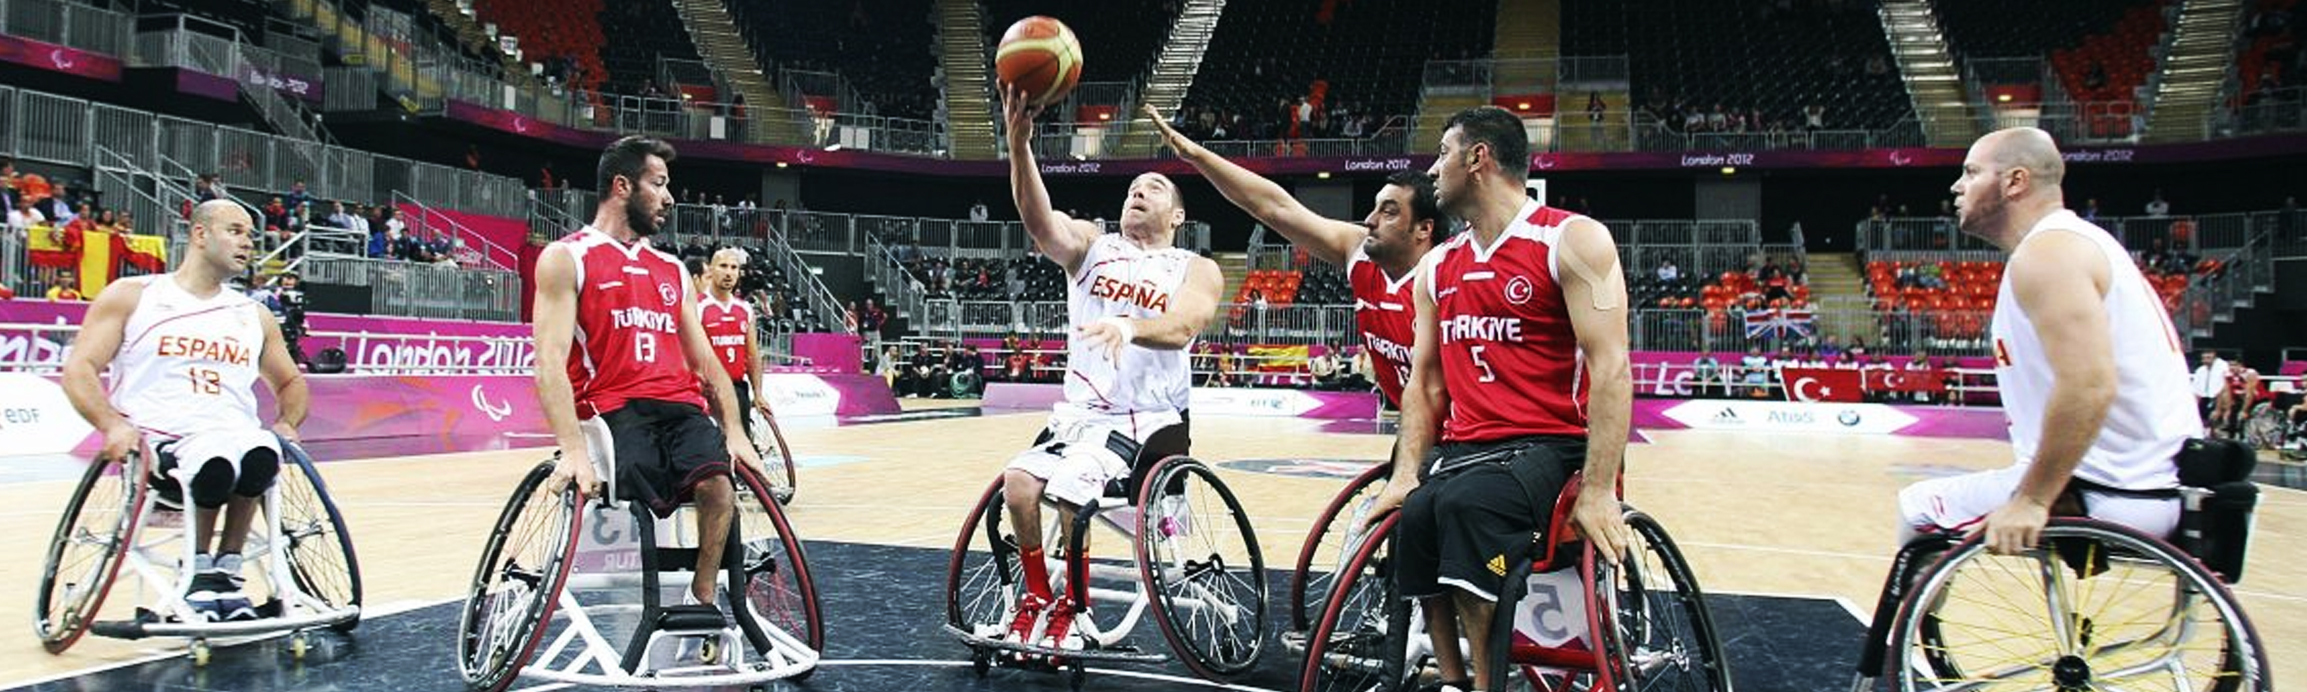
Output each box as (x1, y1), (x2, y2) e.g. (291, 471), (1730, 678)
(748, 408), (798, 503)
(2243, 403), (2282, 452)
(1288, 462), (1390, 634)
(456, 460), (584, 692)
(1296, 512), (1415, 692)
(730, 464), (823, 664)
(944, 477), (1019, 638)
(276, 441), (363, 633)
(1889, 518), (2269, 692)
(1597, 509), (1733, 691)
(35, 454), (146, 654)
(1136, 456), (1267, 680)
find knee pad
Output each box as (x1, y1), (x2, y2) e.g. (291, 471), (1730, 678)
(188, 460), (236, 509)
(234, 447), (281, 498)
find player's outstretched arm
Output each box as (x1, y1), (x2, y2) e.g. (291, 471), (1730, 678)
(255, 310), (308, 439)
(1142, 104), (1364, 266)
(1003, 84), (1100, 272)
(61, 280), (145, 461)
(1558, 218), (1634, 565)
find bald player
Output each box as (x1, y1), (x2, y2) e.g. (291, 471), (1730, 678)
(62, 200), (311, 622)
(1899, 127), (2198, 554)
(1142, 103), (1446, 407)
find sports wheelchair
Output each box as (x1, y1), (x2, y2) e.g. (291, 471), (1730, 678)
(455, 435), (821, 691)
(746, 407), (799, 504)
(945, 453), (1268, 690)
(1850, 438), (2269, 692)
(35, 435), (361, 665)
(1295, 472), (1732, 692)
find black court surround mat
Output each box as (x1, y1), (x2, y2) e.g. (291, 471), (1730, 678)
(10, 541), (1863, 692)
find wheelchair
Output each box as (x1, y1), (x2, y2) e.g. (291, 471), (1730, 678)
(945, 453), (1268, 690)
(746, 407), (798, 504)
(1295, 472), (1732, 692)
(34, 435), (362, 665)
(455, 438), (822, 691)
(1850, 438), (2270, 692)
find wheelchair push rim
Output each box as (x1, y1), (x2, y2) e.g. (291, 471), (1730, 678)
(1289, 462), (1391, 635)
(731, 463), (823, 653)
(456, 460), (584, 692)
(1296, 511), (1414, 692)
(1136, 456), (1268, 680)
(36, 454), (146, 654)
(275, 440), (363, 633)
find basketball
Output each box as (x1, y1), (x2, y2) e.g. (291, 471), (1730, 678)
(995, 16), (1083, 108)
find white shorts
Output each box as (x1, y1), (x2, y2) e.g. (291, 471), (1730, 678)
(1006, 410), (1184, 507)
(1897, 465), (2180, 544)
(152, 428), (282, 484)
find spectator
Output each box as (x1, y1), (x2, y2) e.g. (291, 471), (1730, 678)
(192, 174), (221, 202)
(1740, 346), (1771, 397)
(1804, 103), (1826, 130)
(8, 195), (45, 235)
(1655, 259), (1681, 283)
(46, 270), (82, 301)
(326, 201), (357, 230)
(2144, 189), (2170, 218)
(1690, 352), (1721, 398)
(968, 199), (989, 222)
(286, 180), (312, 212)
(0, 156), (16, 211)
(40, 183), (77, 226)
(464, 145), (482, 170)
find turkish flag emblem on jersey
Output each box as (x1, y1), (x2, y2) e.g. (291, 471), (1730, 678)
(1782, 368), (1863, 403)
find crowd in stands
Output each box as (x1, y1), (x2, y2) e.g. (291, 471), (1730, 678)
(3, 157), (154, 300)
(1587, 0), (1912, 136)
(1161, 99), (1396, 145)
(2234, 0), (2304, 127)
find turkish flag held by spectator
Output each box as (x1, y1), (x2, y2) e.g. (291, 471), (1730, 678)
(1782, 368), (1864, 403)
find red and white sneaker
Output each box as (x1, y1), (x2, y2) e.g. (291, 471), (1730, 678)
(1006, 592), (1051, 644)
(1039, 596), (1082, 653)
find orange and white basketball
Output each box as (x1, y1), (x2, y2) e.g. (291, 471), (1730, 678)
(995, 16), (1083, 108)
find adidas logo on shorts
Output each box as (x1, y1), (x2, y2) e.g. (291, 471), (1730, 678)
(1487, 554), (1508, 577)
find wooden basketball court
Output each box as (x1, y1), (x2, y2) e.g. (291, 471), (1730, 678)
(4, 401), (2300, 690)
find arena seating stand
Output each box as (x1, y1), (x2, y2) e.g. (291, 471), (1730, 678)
(1183, 0), (1495, 133)
(983, 0), (1179, 85)
(1566, 0), (1913, 132)
(1937, 0), (2170, 139)
(596, 0), (710, 97)
(723, 0), (937, 119)
(473, 0), (610, 94)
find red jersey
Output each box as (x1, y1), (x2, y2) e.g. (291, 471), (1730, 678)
(698, 294), (756, 384)
(1421, 202), (1591, 443)
(554, 227), (706, 418)
(1346, 243), (1417, 406)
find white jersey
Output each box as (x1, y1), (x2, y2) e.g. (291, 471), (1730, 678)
(108, 276), (269, 440)
(1991, 209), (2196, 490)
(1058, 234), (1196, 420)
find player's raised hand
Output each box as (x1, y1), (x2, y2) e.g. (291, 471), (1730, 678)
(1000, 84), (1045, 143)
(1141, 104), (1192, 154)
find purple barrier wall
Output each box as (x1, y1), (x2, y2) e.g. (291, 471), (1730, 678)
(983, 382), (1382, 419)
(0, 34), (123, 82)
(790, 333), (863, 374)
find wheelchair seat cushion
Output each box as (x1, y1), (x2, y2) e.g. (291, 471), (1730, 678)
(655, 604), (727, 632)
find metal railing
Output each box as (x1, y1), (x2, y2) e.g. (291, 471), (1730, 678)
(389, 191), (516, 271)
(1633, 119), (1929, 151)
(297, 252), (521, 321)
(1858, 211), (2282, 257)
(863, 234), (929, 323)
(0, 0), (131, 57)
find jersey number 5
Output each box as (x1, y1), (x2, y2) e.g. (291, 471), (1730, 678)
(1470, 345), (1498, 383)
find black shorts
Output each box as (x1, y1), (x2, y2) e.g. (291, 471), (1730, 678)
(730, 380), (756, 440)
(1395, 435), (1584, 602)
(601, 399), (731, 517)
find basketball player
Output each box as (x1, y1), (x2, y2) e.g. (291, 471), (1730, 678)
(1375, 106), (1635, 692)
(61, 200), (310, 622)
(2213, 358), (2262, 439)
(700, 247), (774, 440)
(994, 84), (1225, 653)
(534, 136), (765, 612)
(1141, 104), (1446, 407)
(1899, 127), (2198, 555)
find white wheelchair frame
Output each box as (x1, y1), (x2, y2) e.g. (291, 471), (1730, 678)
(944, 454), (1268, 690)
(36, 437), (361, 665)
(463, 418), (820, 691)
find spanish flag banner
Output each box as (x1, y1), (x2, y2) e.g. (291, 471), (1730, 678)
(118, 232), (167, 273)
(26, 224), (79, 269)
(1246, 344), (1310, 372)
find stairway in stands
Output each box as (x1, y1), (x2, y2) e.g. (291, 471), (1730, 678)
(671, 0), (803, 145)
(935, 0), (998, 160)
(1109, 0), (1228, 157)
(1879, 0), (1984, 147)
(2144, 0), (2248, 142)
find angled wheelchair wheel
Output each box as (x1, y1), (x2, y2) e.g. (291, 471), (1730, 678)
(1289, 462), (1391, 635)
(1296, 512), (1416, 692)
(1136, 456), (1267, 680)
(275, 441), (362, 633)
(945, 476), (1020, 639)
(731, 464), (823, 659)
(456, 460), (583, 692)
(749, 408), (798, 503)
(36, 455), (146, 654)
(1888, 519), (2269, 692)
(2242, 403), (2282, 452)
(1487, 545), (1605, 692)
(1598, 509), (1732, 692)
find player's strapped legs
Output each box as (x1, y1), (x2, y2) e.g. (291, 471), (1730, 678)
(600, 399), (732, 518)
(1897, 465), (2180, 543)
(154, 429), (283, 508)
(1392, 437), (1582, 602)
